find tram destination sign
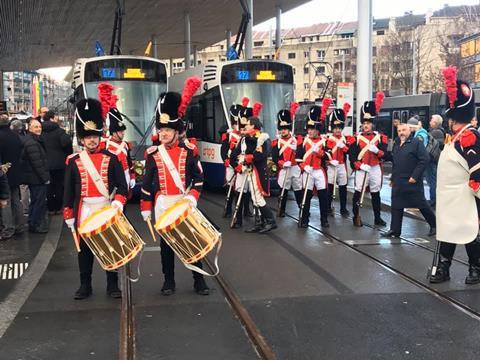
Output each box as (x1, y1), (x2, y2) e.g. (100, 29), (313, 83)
(222, 62), (293, 84)
(84, 59), (167, 83)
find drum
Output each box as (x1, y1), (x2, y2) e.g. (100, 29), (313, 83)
(78, 206), (144, 271)
(155, 199), (221, 265)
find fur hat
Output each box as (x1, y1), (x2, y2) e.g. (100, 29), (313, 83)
(361, 92), (385, 123)
(443, 66), (475, 124)
(328, 102), (350, 131)
(75, 98), (104, 138)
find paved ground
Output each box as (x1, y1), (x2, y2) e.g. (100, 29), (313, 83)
(1, 191), (479, 359)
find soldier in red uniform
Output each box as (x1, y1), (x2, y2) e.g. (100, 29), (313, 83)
(220, 100), (244, 217)
(297, 98), (331, 228)
(140, 77), (210, 296)
(325, 103), (355, 216)
(349, 92), (388, 227)
(271, 102), (303, 217)
(97, 83), (136, 192)
(63, 98), (128, 300)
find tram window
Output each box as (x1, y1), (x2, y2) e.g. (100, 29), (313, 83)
(418, 109), (427, 127)
(202, 87), (224, 143)
(392, 110), (400, 122)
(186, 101), (203, 139)
(401, 110), (409, 123)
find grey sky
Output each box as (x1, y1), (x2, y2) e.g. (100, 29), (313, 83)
(255, 0), (480, 30)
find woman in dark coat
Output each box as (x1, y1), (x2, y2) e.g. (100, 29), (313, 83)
(384, 123), (436, 237)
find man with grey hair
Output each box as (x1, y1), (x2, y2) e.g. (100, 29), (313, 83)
(426, 114), (446, 207)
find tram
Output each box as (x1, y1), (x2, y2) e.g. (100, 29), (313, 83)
(71, 55), (168, 149)
(169, 60), (295, 188)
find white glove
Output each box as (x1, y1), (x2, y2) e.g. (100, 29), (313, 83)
(337, 142), (345, 149)
(369, 144), (379, 154)
(330, 160), (339, 167)
(185, 195), (198, 207)
(65, 218), (75, 229)
(141, 210), (152, 221)
(129, 179), (136, 188)
(111, 200), (124, 212)
(359, 164), (371, 173)
(304, 165), (313, 174)
(289, 144), (297, 151)
(283, 161), (292, 168)
(312, 143), (320, 153)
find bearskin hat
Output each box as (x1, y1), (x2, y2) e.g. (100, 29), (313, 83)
(361, 92), (384, 123)
(328, 103), (351, 131)
(229, 104), (243, 126)
(443, 66), (475, 124)
(75, 98), (104, 138)
(305, 105), (323, 132)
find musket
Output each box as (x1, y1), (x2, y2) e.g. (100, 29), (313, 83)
(428, 240), (441, 279)
(359, 171), (369, 208)
(230, 169), (248, 228)
(331, 165), (338, 211)
(223, 173), (236, 217)
(277, 166), (290, 216)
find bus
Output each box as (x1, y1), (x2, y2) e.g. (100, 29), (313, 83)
(71, 55), (168, 151)
(168, 60), (295, 188)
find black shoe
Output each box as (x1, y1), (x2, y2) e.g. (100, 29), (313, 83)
(299, 221), (309, 228)
(259, 222), (277, 234)
(161, 280), (176, 296)
(428, 227), (436, 237)
(465, 265), (480, 285)
(29, 226), (48, 234)
(244, 210), (254, 217)
(383, 230), (400, 238)
(194, 278), (210, 295)
(340, 209), (350, 217)
(429, 262), (451, 284)
(277, 209), (286, 218)
(107, 285), (122, 299)
(74, 284), (92, 300)
(374, 218), (387, 226)
(231, 222), (242, 229)
(321, 219), (330, 228)
(245, 224), (263, 233)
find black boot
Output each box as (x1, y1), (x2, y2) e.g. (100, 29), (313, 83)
(327, 184), (334, 217)
(294, 190), (303, 209)
(339, 185), (349, 217)
(231, 192), (243, 228)
(352, 191), (362, 227)
(106, 271), (122, 299)
(74, 273), (92, 300)
(245, 208), (264, 233)
(223, 190), (235, 218)
(300, 190), (312, 228)
(319, 189), (330, 228)
(278, 190), (288, 217)
(193, 277), (210, 295)
(259, 206), (277, 234)
(243, 192), (253, 217)
(161, 278), (176, 296)
(371, 192), (386, 226)
(466, 264), (480, 284)
(429, 258), (451, 284)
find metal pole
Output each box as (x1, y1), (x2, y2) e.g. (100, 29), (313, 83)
(245, 0), (253, 59)
(153, 35), (158, 59)
(412, 29), (417, 95)
(356, 0), (373, 133)
(342, 52), (346, 82)
(184, 12), (191, 70)
(169, 58), (173, 77)
(193, 45), (198, 67)
(275, 6), (282, 54)
(226, 29), (232, 51)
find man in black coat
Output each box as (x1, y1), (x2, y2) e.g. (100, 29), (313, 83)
(0, 114), (25, 238)
(0, 156), (10, 235)
(384, 123), (436, 238)
(22, 119), (50, 233)
(42, 111), (73, 213)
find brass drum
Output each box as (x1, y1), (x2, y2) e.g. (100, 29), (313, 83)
(78, 206), (144, 270)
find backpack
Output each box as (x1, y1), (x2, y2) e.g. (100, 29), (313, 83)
(425, 133), (441, 162)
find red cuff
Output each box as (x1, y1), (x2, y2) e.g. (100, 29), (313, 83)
(230, 142), (236, 150)
(188, 189), (201, 200)
(114, 194), (127, 205)
(469, 180), (480, 192)
(377, 150), (384, 158)
(354, 161), (361, 170)
(224, 159), (230, 168)
(140, 200), (152, 211)
(245, 154), (254, 164)
(342, 146), (349, 153)
(63, 207), (74, 220)
(235, 164), (243, 173)
(278, 160), (285, 169)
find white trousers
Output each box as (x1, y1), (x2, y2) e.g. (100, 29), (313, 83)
(277, 165), (302, 191)
(327, 164), (348, 186)
(354, 165), (382, 193)
(302, 169), (327, 191)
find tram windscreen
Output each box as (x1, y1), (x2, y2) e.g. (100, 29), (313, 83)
(221, 62), (294, 136)
(83, 59), (167, 146)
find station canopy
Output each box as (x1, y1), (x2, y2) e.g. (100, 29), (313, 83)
(0, 0), (308, 71)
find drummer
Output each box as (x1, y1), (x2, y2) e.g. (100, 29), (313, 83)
(140, 77), (210, 296)
(63, 98), (128, 300)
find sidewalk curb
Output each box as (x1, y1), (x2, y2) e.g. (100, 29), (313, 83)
(0, 216), (63, 338)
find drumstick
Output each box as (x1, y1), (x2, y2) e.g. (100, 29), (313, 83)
(146, 218), (157, 242)
(71, 228), (81, 252)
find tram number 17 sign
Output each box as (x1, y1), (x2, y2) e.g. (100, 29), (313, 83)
(337, 82), (354, 116)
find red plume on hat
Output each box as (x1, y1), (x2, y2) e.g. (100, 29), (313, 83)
(253, 102), (263, 117)
(320, 97), (332, 121)
(241, 97), (250, 108)
(342, 102), (351, 116)
(375, 92), (385, 114)
(97, 82), (114, 120)
(178, 76), (202, 117)
(442, 65), (458, 109)
(290, 102), (299, 120)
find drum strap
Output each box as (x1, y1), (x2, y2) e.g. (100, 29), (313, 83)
(177, 237), (222, 277)
(158, 144), (186, 194)
(79, 151), (110, 199)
